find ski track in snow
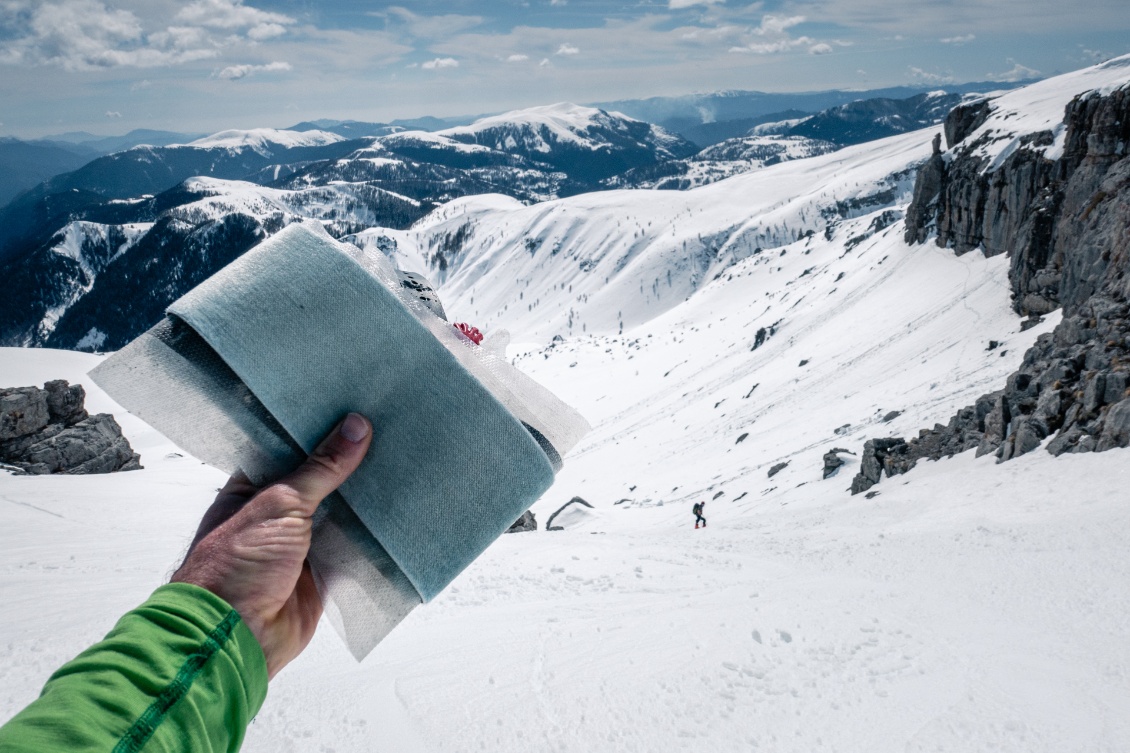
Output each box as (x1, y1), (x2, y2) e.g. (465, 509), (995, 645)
(4, 59), (1130, 752)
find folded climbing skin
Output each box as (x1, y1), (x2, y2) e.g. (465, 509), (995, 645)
(90, 222), (589, 660)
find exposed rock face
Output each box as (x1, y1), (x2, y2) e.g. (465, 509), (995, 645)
(868, 83), (1130, 493)
(0, 380), (140, 475)
(506, 510), (537, 533)
(943, 98), (993, 150)
(822, 447), (854, 479)
(903, 134), (945, 245)
(0, 387), (50, 440)
(906, 85), (1130, 316)
(850, 438), (908, 494)
(767, 461), (789, 478)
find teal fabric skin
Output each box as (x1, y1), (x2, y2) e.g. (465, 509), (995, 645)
(167, 225), (555, 602)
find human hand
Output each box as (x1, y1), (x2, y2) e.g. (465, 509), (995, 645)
(172, 413), (372, 679)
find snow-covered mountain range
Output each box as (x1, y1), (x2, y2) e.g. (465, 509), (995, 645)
(0, 87), (991, 352)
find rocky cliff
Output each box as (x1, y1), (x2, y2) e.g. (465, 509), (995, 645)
(854, 77), (1130, 493)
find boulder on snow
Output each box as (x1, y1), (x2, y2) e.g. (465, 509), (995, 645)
(506, 510), (538, 533)
(767, 461), (789, 478)
(546, 496), (595, 531)
(822, 447), (854, 479)
(850, 437), (908, 495)
(0, 381), (139, 475)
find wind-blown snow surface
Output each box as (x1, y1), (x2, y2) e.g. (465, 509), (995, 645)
(5, 63), (1130, 750)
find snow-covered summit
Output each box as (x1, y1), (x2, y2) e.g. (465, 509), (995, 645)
(437, 102), (694, 161)
(180, 128), (346, 154)
(443, 103), (643, 151)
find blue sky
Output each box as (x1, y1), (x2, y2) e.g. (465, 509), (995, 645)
(0, 0), (1127, 137)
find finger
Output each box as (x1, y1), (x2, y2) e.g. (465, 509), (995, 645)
(263, 413), (372, 517)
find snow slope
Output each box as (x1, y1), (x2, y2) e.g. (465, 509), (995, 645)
(607, 134), (839, 190)
(956, 53), (1130, 167)
(4, 61), (1130, 752)
(352, 125), (926, 342)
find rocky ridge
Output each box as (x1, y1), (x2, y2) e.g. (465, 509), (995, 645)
(853, 72), (1130, 494)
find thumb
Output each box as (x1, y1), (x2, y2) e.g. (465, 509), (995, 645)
(266, 413), (372, 517)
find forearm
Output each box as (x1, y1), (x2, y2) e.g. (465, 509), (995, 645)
(0, 583), (268, 753)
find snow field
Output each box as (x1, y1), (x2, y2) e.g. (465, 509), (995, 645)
(2, 343), (1126, 752)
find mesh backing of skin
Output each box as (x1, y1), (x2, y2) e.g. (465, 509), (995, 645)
(91, 318), (422, 659)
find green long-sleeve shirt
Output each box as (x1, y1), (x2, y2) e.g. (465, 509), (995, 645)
(0, 583), (268, 752)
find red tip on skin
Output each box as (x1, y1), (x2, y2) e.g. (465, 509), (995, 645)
(454, 322), (484, 345)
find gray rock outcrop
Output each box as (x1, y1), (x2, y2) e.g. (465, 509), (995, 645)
(850, 438), (909, 494)
(0, 380), (140, 475)
(943, 98), (993, 150)
(865, 80), (1130, 492)
(822, 447), (854, 479)
(506, 510), (537, 533)
(906, 84), (1130, 317)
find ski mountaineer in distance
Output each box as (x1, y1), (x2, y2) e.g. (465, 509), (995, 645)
(693, 501), (707, 529)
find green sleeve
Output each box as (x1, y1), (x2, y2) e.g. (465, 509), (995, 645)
(0, 582), (269, 753)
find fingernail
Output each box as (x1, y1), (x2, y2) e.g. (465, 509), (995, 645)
(340, 413), (370, 443)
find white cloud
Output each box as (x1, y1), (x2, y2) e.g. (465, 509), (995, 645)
(129, 79), (152, 91)
(987, 59), (1040, 82)
(375, 7), (482, 39)
(754, 15), (806, 36)
(421, 56), (459, 70)
(0, 0), (294, 70)
(669, 0), (724, 8)
(729, 14), (829, 55)
(506, 54), (529, 63)
(174, 0), (294, 31)
(215, 60), (291, 79)
(940, 34), (975, 44)
(556, 43), (580, 55)
(680, 24), (741, 42)
(247, 23), (287, 41)
(909, 66), (955, 84)
(105, 110), (121, 118)
(538, 57), (551, 67)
